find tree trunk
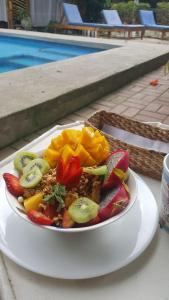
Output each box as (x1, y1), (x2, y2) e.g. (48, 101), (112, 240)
(148, 0), (158, 8)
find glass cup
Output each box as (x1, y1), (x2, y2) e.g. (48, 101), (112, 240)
(160, 153), (169, 231)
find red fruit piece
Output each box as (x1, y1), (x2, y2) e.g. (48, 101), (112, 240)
(87, 214), (101, 226)
(43, 204), (58, 219)
(27, 210), (53, 226)
(62, 210), (74, 228)
(150, 79), (158, 86)
(3, 173), (24, 197)
(102, 150), (129, 190)
(56, 156), (82, 189)
(99, 184), (129, 221)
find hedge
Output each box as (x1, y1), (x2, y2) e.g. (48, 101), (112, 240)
(108, 1), (169, 25)
(109, 2), (150, 24)
(71, 1), (169, 25)
(156, 2), (169, 25)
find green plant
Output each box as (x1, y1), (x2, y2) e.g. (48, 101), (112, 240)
(110, 1), (150, 24)
(155, 2), (169, 25)
(16, 7), (29, 22)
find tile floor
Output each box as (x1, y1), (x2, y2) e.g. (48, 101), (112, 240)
(0, 65), (169, 160)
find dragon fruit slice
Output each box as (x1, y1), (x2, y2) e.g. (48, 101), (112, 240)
(102, 149), (129, 190)
(99, 183), (130, 220)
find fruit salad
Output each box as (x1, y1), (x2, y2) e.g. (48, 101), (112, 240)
(3, 127), (130, 229)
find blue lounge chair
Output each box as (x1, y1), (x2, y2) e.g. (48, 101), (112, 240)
(139, 10), (169, 39)
(102, 9), (145, 39)
(54, 3), (117, 37)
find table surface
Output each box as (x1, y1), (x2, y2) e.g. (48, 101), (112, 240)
(0, 121), (168, 300)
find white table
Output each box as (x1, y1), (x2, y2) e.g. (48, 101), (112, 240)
(0, 121), (169, 300)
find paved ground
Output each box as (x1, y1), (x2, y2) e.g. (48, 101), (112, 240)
(2, 30), (169, 150)
(0, 64), (169, 161)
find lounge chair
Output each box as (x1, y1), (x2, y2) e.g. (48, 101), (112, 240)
(54, 3), (123, 37)
(139, 10), (169, 39)
(101, 9), (145, 39)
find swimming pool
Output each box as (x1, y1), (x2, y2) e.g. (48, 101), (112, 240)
(0, 35), (104, 73)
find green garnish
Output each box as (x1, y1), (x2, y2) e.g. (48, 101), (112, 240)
(44, 184), (67, 212)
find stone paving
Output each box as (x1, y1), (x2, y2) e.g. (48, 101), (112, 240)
(0, 64), (169, 161)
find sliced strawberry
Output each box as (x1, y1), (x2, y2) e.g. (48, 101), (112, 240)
(43, 204), (58, 219)
(3, 173), (24, 197)
(56, 156), (82, 189)
(27, 210), (53, 226)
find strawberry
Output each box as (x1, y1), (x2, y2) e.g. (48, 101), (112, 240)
(3, 173), (24, 197)
(27, 210), (53, 226)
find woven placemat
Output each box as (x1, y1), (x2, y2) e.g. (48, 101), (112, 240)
(85, 110), (169, 180)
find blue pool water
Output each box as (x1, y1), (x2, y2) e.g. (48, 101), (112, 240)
(0, 35), (103, 73)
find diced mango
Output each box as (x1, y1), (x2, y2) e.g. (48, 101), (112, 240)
(61, 144), (75, 163)
(88, 144), (104, 164)
(51, 135), (64, 151)
(75, 144), (96, 166)
(83, 155), (96, 167)
(24, 192), (43, 213)
(43, 148), (60, 168)
(94, 130), (103, 138)
(101, 138), (110, 159)
(48, 144), (55, 150)
(86, 137), (104, 150)
(81, 127), (95, 146)
(43, 126), (110, 167)
(61, 129), (82, 150)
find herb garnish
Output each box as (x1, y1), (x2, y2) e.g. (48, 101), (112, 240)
(44, 184), (67, 212)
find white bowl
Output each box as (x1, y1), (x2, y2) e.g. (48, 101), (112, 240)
(5, 168), (137, 233)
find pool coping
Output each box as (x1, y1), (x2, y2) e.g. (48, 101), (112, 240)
(0, 29), (169, 149)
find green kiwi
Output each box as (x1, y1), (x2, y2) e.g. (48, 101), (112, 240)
(68, 197), (99, 224)
(23, 158), (50, 175)
(14, 151), (38, 172)
(19, 166), (42, 188)
(83, 165), (108, 176)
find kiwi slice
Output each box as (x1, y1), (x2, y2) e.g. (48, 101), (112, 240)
(83, 165), (108, 176)
(19, 166), (42, 188)
(14, 151), (38, 172)
(23, 158), (50, 175)
(68, 197), (99, 224)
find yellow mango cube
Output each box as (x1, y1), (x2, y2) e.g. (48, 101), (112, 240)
(51, 135), (64, 151)
(43, 148), (60, 167)
(61, 129), (82, 149)
(81, 127), (95, 146)
(88, 144), (104, 164)
(61, 144), (75, 163)
(75, 144), (96, 166)
(24, 193), (43, 213)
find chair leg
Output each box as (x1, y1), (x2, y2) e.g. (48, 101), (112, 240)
(162, 31), (166, 39)
(128, 30), (131, 39)
(107, 31), (111, 38)
(141, 30), (145, 39)
(96, 30), (100, 38)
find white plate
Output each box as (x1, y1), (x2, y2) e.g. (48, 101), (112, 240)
(0, 174), (158, 279)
